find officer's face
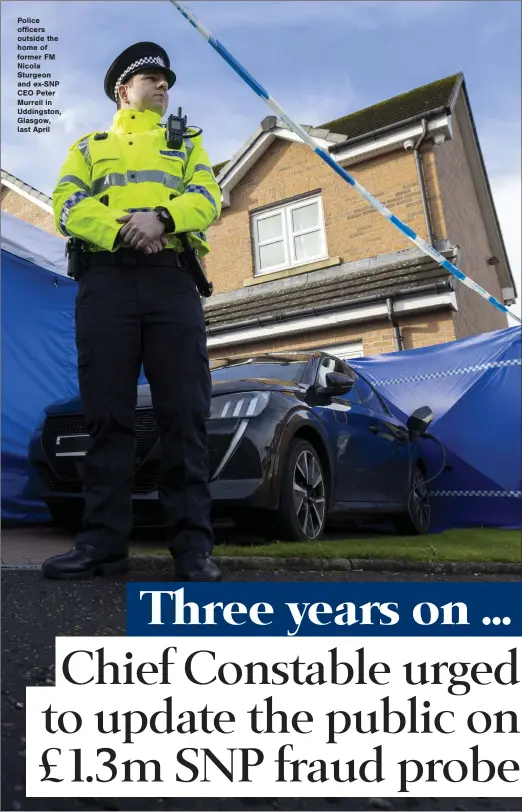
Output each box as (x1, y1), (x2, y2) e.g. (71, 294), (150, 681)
(123, 70), (169, 115)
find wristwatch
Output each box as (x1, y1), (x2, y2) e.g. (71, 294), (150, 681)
(154, 206), (175, 234)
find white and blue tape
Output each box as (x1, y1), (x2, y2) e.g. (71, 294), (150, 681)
(169, 0), (520, 325)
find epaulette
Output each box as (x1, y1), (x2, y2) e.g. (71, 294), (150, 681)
(70, 131), (110, 149)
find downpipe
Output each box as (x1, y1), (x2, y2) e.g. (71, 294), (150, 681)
(386, 297), (403, 352)
(411, 118), (435, 247)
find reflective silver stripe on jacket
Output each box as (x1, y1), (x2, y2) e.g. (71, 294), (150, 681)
(59, 190), (89, 236)
(183, 137), (194, 171)
(58, 175), (91, 194)
(76, 138), (91, 167)
(91, 171), (182, 196)
(194, 164), (213, 176)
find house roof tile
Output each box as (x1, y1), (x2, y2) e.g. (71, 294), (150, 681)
(320, 74), (462, 142)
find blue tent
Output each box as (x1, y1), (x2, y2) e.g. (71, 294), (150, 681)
(351, 327), (522, 530)
(1, 212), (78, 524)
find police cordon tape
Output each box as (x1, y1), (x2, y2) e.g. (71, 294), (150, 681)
(169, 0), (521, 326)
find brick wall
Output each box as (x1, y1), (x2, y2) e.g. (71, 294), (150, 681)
(433, 100), (507, 337)
(208, 311), (456, 360)
(1, 186), (60, 237)
(206, 138), (446, 295)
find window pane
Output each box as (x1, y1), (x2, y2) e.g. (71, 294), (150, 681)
(291, 202), (319, 233)
(257, 213), (283, 243)
(355, 376), (384, 412)
(259, 240), (285, 269)
(294, 230), (322, 261)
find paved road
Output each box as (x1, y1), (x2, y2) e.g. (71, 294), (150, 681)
(2, 569), (520, 811)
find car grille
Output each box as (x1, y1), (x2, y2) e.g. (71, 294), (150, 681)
(43, 411), (160, 462)
(34, 462), (82, 493)
(39, 410), (238, 495)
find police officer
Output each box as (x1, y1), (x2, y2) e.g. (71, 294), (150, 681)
(42, 42), (222, 582)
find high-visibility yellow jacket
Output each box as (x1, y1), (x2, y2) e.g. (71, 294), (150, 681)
(52, 108), (221, 256)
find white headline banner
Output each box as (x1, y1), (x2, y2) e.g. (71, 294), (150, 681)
(26, 636), (520, 797)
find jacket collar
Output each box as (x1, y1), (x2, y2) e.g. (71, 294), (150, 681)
(111, 108), (163, 134)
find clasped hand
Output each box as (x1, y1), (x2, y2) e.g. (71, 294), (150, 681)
(116, 212), (168, 255)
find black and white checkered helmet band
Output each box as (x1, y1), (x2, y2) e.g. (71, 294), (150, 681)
(114, 56), (166, 100)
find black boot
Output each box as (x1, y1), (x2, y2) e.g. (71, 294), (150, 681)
(42, 545), (129, 580)
(174, 552), (222, 582)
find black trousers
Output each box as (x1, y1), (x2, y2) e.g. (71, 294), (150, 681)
(74, 252), (213, 557)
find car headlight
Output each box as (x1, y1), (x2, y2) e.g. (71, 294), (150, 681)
(209, 391), (270, 419)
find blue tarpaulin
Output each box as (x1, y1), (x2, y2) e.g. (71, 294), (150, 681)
(351, 327), (522, 529)
(1, 212), (78, 523)
(2, 210), (520, 529)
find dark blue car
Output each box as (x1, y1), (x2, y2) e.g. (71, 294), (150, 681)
(28, 352), (433, 540)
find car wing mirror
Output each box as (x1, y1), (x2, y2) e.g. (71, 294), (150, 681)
(407, 406), (434, 438)
(316, 371), (354, 396)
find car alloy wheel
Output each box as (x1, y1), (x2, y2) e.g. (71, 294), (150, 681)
(394, 465), (430, 535)
(292, 448), (326, 540)
(410, 468), (430, 532)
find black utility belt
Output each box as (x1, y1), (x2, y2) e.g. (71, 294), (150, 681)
(84, 248), (187, 268)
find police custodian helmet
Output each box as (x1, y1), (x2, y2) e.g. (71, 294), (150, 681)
(104, 41), (177, 102)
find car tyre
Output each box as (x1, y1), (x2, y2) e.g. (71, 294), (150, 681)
(394, 465), (430, 535)
(273, 438), (327, 542)
(47, 502), (83, 532)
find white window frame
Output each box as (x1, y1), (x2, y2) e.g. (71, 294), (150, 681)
(252, 194), (328, 276)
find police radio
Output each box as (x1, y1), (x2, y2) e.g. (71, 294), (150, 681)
(166, 107), (202, 149)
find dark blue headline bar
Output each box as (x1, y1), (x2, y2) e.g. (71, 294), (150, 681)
(126, 582), (521, 637)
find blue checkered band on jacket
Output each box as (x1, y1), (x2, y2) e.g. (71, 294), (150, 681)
(59, 190), (89, 236)
(185, 184), (218, 212)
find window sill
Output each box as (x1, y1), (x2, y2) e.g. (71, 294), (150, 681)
(244, 256), (342, 287)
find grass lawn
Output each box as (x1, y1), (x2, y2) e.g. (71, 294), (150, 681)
(211, 528), (521, 564)
(134, 528), (521, 563)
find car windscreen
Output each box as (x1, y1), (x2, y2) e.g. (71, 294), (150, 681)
(211, 361), (307, 383)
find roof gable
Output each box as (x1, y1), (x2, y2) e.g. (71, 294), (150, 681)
(212, 74), (463, 177)
(213, 75), (460, 207)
